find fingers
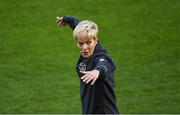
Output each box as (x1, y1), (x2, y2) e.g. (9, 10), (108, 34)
(56, 16), (66, 28)
(58, 21), (64, 27)
(56, 17), (63, 22)
(91, 77), (97, 85)
(82, 74), (92, 83)
(86, 75), (94, 83)
(80, 72), (90, 81)
(80, 70), (99, 85)
(56, 17), (62, 20)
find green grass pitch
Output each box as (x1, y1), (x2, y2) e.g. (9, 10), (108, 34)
(0, 0), (180, 113)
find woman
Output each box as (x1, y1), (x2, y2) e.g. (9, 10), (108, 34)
(56, 16), (119, 114)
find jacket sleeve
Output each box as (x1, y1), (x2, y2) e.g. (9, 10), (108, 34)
(94, 57), (110, 78)
(62, 16), (80, 30)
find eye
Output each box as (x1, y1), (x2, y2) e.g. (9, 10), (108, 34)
(86, 41), (92, 45)
(78, 42), (83, 46)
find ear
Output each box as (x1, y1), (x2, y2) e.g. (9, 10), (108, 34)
(94, 37), (98, 43)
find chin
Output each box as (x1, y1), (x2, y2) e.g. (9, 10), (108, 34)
(82, 55), (90, 58)
(82, 54), (91, 58)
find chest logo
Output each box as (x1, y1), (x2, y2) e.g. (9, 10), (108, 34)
(79, 63), (86, 72)
(99, 58), (105, 62)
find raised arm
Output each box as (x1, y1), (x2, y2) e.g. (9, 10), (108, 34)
(56, 16), (80, 30)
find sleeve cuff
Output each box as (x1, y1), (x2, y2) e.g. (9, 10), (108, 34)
(94, 67), (102, 76)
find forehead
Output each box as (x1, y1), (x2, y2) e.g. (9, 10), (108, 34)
(76, 35), (94, 43)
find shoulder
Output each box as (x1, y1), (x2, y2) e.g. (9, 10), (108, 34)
(94, 53), (116, 70)
(93, 55), (111, 67)
(93, 51), (112, 62)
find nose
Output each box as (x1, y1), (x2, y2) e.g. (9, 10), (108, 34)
(81, 43), (88, 51)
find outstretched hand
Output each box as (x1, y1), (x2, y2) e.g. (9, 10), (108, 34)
(56, 16), (67, 28)
(80, 70), (100, 85)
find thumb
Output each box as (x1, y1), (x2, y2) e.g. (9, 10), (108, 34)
(56, 16), (60, 19)
(80, 71), (87, 74)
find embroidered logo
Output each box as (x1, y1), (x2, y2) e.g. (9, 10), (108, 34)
(79, 63), (86, 72)
(99, 58), (105, 62)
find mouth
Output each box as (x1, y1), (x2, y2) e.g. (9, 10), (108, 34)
(82, 52), (90, 57)
(83, 52), (89, 55)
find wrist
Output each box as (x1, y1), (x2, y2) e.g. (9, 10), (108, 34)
(94, 67), (102, 75)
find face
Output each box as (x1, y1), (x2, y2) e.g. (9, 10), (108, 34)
(76, 37), (98, 58)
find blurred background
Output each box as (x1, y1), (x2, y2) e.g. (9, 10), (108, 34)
(0, 0), (179, 113)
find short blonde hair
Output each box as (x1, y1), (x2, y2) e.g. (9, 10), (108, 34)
(73, 20), (98, 39)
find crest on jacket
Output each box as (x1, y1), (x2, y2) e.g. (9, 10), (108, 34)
(79, 63), (86, 72)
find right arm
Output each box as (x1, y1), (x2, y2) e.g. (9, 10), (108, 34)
(56, 16), (80, 30)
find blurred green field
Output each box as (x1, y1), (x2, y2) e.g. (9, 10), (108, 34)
(0, 0), (180, 113)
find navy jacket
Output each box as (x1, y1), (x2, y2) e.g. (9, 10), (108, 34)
(62, 16), (119, 114)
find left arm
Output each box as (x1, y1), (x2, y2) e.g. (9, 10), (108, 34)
(80, 57), (109, 85)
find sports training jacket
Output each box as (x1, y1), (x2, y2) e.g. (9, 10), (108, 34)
(62, 16), (119, 114)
